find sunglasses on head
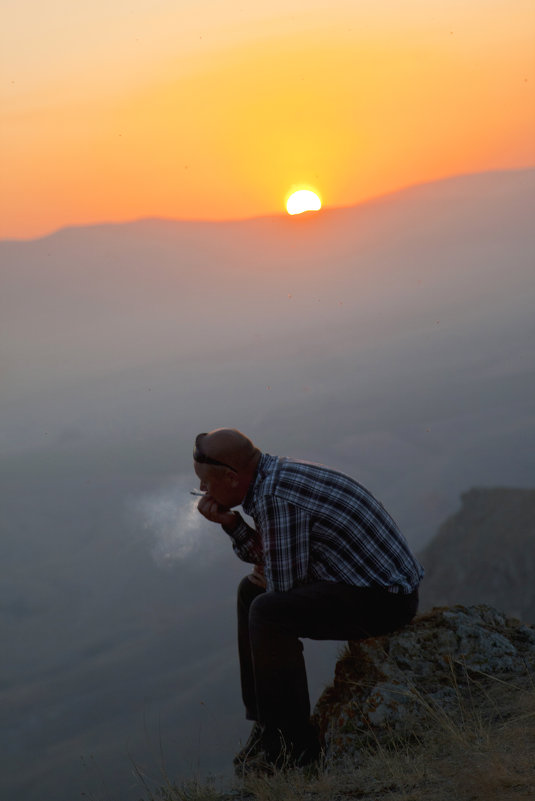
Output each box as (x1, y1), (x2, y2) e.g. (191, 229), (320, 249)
(193, 433), (238, 472)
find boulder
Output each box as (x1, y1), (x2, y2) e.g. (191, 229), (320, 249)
(313, 604), (535, 761)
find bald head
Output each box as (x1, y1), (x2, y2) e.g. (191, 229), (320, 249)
(195, 428), (260, 473)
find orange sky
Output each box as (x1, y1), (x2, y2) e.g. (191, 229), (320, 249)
(1, 1), (534, 239)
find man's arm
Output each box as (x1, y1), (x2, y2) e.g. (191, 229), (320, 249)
(256, 496), (311, 592)
(225, 512), (264, 565)
(197, 493), (264, 564)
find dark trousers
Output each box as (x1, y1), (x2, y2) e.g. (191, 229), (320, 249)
(237, 576), (418, 736)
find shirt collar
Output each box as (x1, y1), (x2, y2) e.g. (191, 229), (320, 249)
(242, 452), (277, 513)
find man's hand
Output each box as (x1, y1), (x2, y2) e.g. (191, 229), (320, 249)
(248, 564), (267, 588)
(197, 494), (238, 530)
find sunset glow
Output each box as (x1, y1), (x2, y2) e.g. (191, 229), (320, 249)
(1, 1), (534, 239)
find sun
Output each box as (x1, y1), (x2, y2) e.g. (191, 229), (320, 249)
(286, 189), (322, 215)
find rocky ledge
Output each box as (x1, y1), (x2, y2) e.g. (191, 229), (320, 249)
(313, 604), (535, 761)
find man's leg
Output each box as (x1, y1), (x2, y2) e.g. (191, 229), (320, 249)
(234, 576), (270, 769)
(246, 581), (418, 762)
(237, 575), (266, 721)
(237, 576), (313, 767)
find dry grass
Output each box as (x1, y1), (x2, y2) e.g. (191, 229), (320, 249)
(138, 675), (535, 801)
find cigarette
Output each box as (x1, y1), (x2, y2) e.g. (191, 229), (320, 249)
(190, 490), (205, 496)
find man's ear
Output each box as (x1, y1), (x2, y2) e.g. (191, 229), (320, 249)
(227, 470), (240, 487)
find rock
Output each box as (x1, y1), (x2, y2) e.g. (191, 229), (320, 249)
(313, 604), (535, 762)
(418, 488), (535, 623)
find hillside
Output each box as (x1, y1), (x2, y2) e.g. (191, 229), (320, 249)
(136, 604), (535, 800)
(418, 488), (535, 623)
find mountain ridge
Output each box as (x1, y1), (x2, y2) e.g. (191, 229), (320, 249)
(2, 166), (533, 244)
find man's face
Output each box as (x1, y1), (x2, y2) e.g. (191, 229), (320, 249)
(194, 462), (243, 509)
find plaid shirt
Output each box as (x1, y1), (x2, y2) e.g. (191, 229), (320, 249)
(227, 452), (424, 593)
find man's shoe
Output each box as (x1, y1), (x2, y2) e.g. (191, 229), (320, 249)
(234, 750), (275, 777)
(233, 721), (265, 768)
(261, 724), (322, 771)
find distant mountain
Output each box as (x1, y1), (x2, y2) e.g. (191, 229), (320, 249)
(418, 488), (535, 623)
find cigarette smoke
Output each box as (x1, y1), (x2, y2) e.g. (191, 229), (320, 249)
(129, 476), (216, 568)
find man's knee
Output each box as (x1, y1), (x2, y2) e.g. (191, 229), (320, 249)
(249, 592), (305, 657)
(238, 575), (265, 610)
(238, 575), (252, 599)
(249, 590), (290, 628)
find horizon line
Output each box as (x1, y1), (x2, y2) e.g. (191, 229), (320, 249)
(2, 165), (534, 245)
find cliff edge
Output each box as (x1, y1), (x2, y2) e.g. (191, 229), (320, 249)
(147, 604), (535, 800)
(314, 604), (535, 762)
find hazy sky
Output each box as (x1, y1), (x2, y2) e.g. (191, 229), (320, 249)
(2, 0), (534, 238)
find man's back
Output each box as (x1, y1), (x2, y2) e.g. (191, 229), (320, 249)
(239, 452), (424, 593)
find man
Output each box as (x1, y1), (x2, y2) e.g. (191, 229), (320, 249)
(193, 428), (424, 772)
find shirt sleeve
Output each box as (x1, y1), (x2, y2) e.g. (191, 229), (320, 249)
(224, 513), (264, 565)
(256, 496), (311, 592)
